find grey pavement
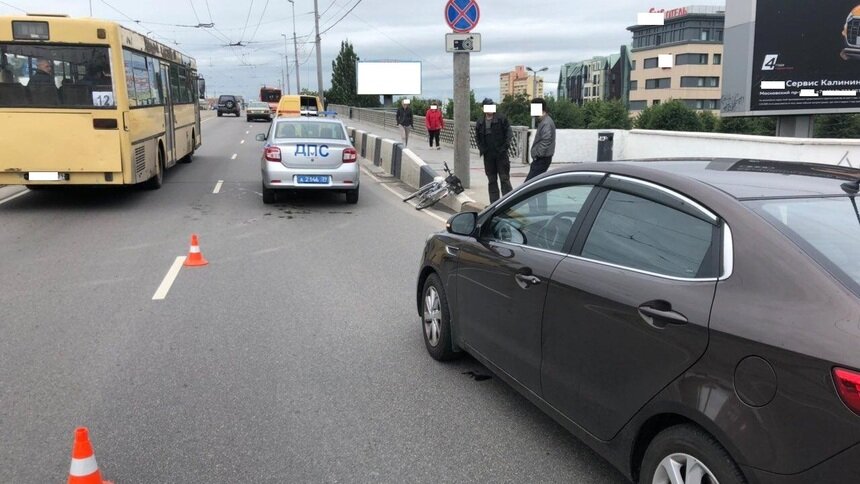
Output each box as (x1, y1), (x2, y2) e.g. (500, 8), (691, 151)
(343, 117), (551, 209)
(0, 115), (624, 483)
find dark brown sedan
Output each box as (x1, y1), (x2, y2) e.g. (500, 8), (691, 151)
(416, 159), (860, 484)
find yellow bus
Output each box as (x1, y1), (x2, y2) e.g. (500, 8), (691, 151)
(0, 14), (202, 189)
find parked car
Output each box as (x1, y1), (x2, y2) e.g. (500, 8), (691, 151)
(246, 101), (272, 122)
(217, 95), (241, 117)
(256, 117), (359, 204)
(276, 94), (323, 118)
(417, 159), (860, 484)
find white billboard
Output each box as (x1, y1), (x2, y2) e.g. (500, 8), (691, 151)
(356, 61), (422, 95)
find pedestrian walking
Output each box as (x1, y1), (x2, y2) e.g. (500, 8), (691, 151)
(526, 98), (556, 181)
(426, 103), (444, 150)
(475, 98), (513, 203)
(396, 99), (413, 147)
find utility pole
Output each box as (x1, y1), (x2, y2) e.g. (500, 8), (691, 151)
(281, 33), (291, 94)
(526, 66), (548, 128)
(453, 52), (470, 189)
(89, 0), (93, 16)
(289, 0), (301, 93)
(313, 0), (324, 104)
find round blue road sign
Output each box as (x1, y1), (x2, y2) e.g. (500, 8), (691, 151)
(445, 0), (480, 33)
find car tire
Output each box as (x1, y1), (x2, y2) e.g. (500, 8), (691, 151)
(217, 111), (222, 117)
(247, 116), (252, 122)
(262, 185), (276, 204)
(421, 274), (459, 361)
(346, 188), (359, 204)
(639, 425), (746, 484)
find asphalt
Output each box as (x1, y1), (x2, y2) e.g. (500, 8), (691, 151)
(0, 113), (625, 483)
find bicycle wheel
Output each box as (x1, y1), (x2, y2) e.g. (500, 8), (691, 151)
(403, 182), (438, 203)
(415, 187), (450, 210)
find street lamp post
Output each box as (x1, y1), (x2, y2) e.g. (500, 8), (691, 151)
(288, 0), (301, 93)
(313, 0), (324, 105)
(281, 33), (291, 94)
(526, 66), (548, 128)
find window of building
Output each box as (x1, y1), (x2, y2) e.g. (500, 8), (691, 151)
(653, 99), (661, 105)
(675, 53), (708, 65)
(713, 54), (722, 65)
(630, 80), (638, 91)
(680, 76), (720, 88)
(629, 100), (647, 110)
(645, 78), (671, 89)
(631, 60), (636, 71)
(683, 99), (721, 110)
(700, 30), (710, 41)
(643, 57), (659, 69)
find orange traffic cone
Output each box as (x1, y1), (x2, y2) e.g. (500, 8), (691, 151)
(184, 234), (209, 267)
(68, 427), (112, 484)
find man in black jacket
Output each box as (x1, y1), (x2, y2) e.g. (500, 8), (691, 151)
(475, 98), (513, 203)
(396, 99), (413, 147)
(27, 58), (55, 87)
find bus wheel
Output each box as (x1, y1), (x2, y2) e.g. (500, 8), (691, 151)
(180, 134), (195, 164)
(145, 149), (164, 190)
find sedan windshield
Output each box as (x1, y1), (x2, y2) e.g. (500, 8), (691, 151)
(748, 196), (860, 295)
(0, 43), (115, 108)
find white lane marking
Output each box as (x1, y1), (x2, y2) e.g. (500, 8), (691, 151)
(213, 180), (224, 194)
(152, 256), (186, 301)
(201, 117), (215, 124)
(240, 139), (245, 144)
(361, 167), (447, 224)
(231, 153), (238, 160)
(245, 130), (250, 134)
(0, 189), (30, 206)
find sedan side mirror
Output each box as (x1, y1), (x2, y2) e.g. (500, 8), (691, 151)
(447, 212), (477, 236)
(255, 133), (267, 142)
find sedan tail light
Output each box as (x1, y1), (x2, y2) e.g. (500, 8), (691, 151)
(834, 367), (860, 415)
(264, 146), (281, 162)
(343, 147), (357, 163)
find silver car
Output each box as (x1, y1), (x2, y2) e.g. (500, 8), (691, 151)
(257, 118), (360, 204)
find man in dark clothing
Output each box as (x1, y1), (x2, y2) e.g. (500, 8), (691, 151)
(27, 58), (56, 87)
(526, 97), (556, 181)
(475, 98), (513, 204)
(396, 99), (413, 147)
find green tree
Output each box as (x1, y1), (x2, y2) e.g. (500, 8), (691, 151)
(445, 91), (483, 122)
(698, 111), (719, 132)
(327, 40), (380, 108)
(814, 114), (860, 138)
(718, 116), (776, 136)
(588, 100), (631, 129)
(634, 100), (702, 131)
(546, 97), (585, 129)
(499, 94), (531, 127)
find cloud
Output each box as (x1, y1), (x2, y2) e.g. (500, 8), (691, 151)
(6, 0), (726, 101)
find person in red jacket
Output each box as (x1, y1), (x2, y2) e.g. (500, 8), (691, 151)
(425, 103), (445, 150)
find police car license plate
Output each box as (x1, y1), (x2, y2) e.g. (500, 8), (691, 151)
(296, 175), (329, 184)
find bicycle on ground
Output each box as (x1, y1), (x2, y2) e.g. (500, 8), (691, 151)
(403, 162), (465, 210)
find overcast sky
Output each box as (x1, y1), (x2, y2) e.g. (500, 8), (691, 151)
(4, 0), (726, 101)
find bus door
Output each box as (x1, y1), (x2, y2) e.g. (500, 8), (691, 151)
(193, 72), (201, 148)
(159, 63), (175, 164)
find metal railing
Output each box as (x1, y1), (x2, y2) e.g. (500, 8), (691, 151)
(330, 104), (530, 164)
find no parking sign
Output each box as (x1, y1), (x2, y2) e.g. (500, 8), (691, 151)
(445, 0), (480, 33)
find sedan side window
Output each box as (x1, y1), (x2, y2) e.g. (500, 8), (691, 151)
(581, 190), (717, 278)
(487, 184), (594, 252)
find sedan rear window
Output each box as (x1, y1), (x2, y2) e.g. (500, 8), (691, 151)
(274, 122), (345, 140)
(748, 197), (860, 295)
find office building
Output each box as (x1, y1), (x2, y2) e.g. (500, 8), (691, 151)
(558, 47), (631, 106)
(627, 5), (725, 114)
(499, 65), (544, 100)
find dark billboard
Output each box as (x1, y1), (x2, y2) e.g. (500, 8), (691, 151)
(751, 0), (860, 112)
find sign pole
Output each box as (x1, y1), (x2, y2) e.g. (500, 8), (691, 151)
(453, 52), (471, 189)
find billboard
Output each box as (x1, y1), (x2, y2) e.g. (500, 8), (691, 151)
(722, 0), (860, 116)
(356, 61), (422, 95)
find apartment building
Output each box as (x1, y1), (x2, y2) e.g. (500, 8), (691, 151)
(499, 65), (544, 101)
(627, 5), (725, 114)
(558, 47), (631, 105)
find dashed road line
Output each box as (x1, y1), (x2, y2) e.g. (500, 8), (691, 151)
(0, 189), (29, 206)
(240, 139), (245, 144)
(152, 256), (186, 301)
(245, 130), (250, 135)
(231, 153), (238, 160)
(213, 180), (224, 194)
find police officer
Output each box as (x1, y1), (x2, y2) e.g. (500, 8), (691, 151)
(475, 98), (513, 203)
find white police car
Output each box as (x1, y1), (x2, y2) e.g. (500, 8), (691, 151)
(257, 117), (360, 204)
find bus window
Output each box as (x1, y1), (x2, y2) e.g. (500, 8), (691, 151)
(0, 44), (114, 108)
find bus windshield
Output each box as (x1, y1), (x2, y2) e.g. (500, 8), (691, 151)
(0, 43), (115, 108)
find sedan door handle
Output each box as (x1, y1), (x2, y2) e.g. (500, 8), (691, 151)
(445, 246), (460, 257)
(638, 301), (688, 328)
(515, 273), (541, 288)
